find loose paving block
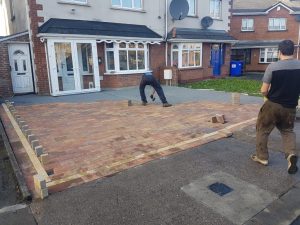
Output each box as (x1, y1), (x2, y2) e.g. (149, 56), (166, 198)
(31, 140), (39, 149)
(211, 116), (218, 123)
(231, 93), (241, 105)
(28, 134), (37, 143)
(40, 153), (49, 165)
(33, 174), (48, 199)
(33, 174), (46, 190)
(216, 114), (226, 124)
(23, 129), (32, 138)
(18, 121), (26, 128)
(39, 188), (49, 200)
(35, 146), (44, 157)
(21, 125), (29, 132)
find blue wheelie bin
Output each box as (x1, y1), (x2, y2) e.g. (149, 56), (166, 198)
(230, 61), (243, 77)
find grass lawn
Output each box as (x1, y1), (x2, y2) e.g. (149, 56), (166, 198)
(184, 77), (262, 97)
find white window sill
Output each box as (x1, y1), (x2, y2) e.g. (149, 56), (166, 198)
(211, 17), (222, 21)
(178, 66), (202, 70)
(241, 30), (254, 32)
(110, 6), (146, 13)
(104, 70), (150, 75)
(57, 1), (91, 7)
(268, 29), (287, 31)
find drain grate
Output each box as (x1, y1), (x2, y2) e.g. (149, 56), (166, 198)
(208, 182), (233, 196)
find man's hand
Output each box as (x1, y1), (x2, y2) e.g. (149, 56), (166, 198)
(261, 82), (270, 97)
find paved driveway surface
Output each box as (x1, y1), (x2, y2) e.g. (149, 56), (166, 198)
(0, 87), (261, 195)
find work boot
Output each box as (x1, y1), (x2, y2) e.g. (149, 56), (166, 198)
(287, 154), (298, 174)
(162, 103), (172, 107)
(250, 154), (268, 166)
(142, 101), (147, 106)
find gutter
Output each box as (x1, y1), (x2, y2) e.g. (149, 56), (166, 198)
(232, 45), (278, 49)
(0, 119), (31, 201)
(37, 33), (163, 42)
(0, 31), (29, 43)
(168, 38), (237, 44)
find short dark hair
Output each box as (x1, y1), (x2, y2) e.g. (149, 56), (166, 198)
(278, 40), (294, 56)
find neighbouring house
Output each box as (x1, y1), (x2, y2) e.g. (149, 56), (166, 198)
(0, 0), (29, 97)
(0, 0), (234, 97)
(167, 0), (235, 83)
(230, 0), (300, 73)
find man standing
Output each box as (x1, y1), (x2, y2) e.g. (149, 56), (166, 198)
(251, 40), (300, 174)
(139, 72), (172, 107)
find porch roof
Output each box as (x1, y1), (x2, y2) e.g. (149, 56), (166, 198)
(167, 28), (236, 43)
(38, 18), (162, 40)
(232, 40), (282, 49)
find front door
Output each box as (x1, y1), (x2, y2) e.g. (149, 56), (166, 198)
(55, 43), (75, 91)
(47, 39), (100, 96)
(8, 44), (34, 93)
(211, 44), (222, 76)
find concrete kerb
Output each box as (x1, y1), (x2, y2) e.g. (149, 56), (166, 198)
(3, 102), (49, 199)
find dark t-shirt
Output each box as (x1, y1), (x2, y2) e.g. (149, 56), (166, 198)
(262, 59), (300, 108)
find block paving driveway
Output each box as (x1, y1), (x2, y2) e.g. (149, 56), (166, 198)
(0, 88), (261, 196)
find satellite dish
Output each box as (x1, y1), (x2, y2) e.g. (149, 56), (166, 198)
(169, 0), (189, 20)
(201, 16), (213, 29)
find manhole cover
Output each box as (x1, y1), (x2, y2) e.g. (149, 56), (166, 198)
(208, 182), (233, 196)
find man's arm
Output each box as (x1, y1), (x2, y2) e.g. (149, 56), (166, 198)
(261, 82), (270, 97)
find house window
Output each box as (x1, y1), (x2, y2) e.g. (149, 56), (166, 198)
(105, 42), (148, 73)
(231, 49), (251, 64)
(112, 0), (142, 10)
(210, 0), (221, 19)
(259, 48), (278, 63)
(268, 18), (286, 31)
(241, 19), (254, 31)
(187, 0), (196, 16)
(80, 44), (93, 73)
(171, 43), (202, 68)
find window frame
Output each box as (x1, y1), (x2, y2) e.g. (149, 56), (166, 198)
(58, 0), (88, 5)
(241, 18), (254, 31)
(187, 0), (196, 16)
(210, 0), (222, 19)
(105, 42), (149, 74)
(259, 48), (279, 63)
(112, 0), (143, 10)
(268, 18), (287, 31)
(171, 43), (203, 69)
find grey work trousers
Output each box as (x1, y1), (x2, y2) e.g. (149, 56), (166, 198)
(256, 100), (297, 160)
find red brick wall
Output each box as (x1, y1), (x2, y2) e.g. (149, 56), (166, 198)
(244, 49), (267, 72)
(27, 0), (49, 95)
(99, 43), (166, 89)
(230, 7), (299, 43)
(0, 34), (30, 97)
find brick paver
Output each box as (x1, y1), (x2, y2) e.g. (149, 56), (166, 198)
(1, 100), (259, 195)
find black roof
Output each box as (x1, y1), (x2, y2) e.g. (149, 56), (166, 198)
(232, 40), (282, 49)
(168, 28), (236, 42)
(38, 18), (162, 39)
